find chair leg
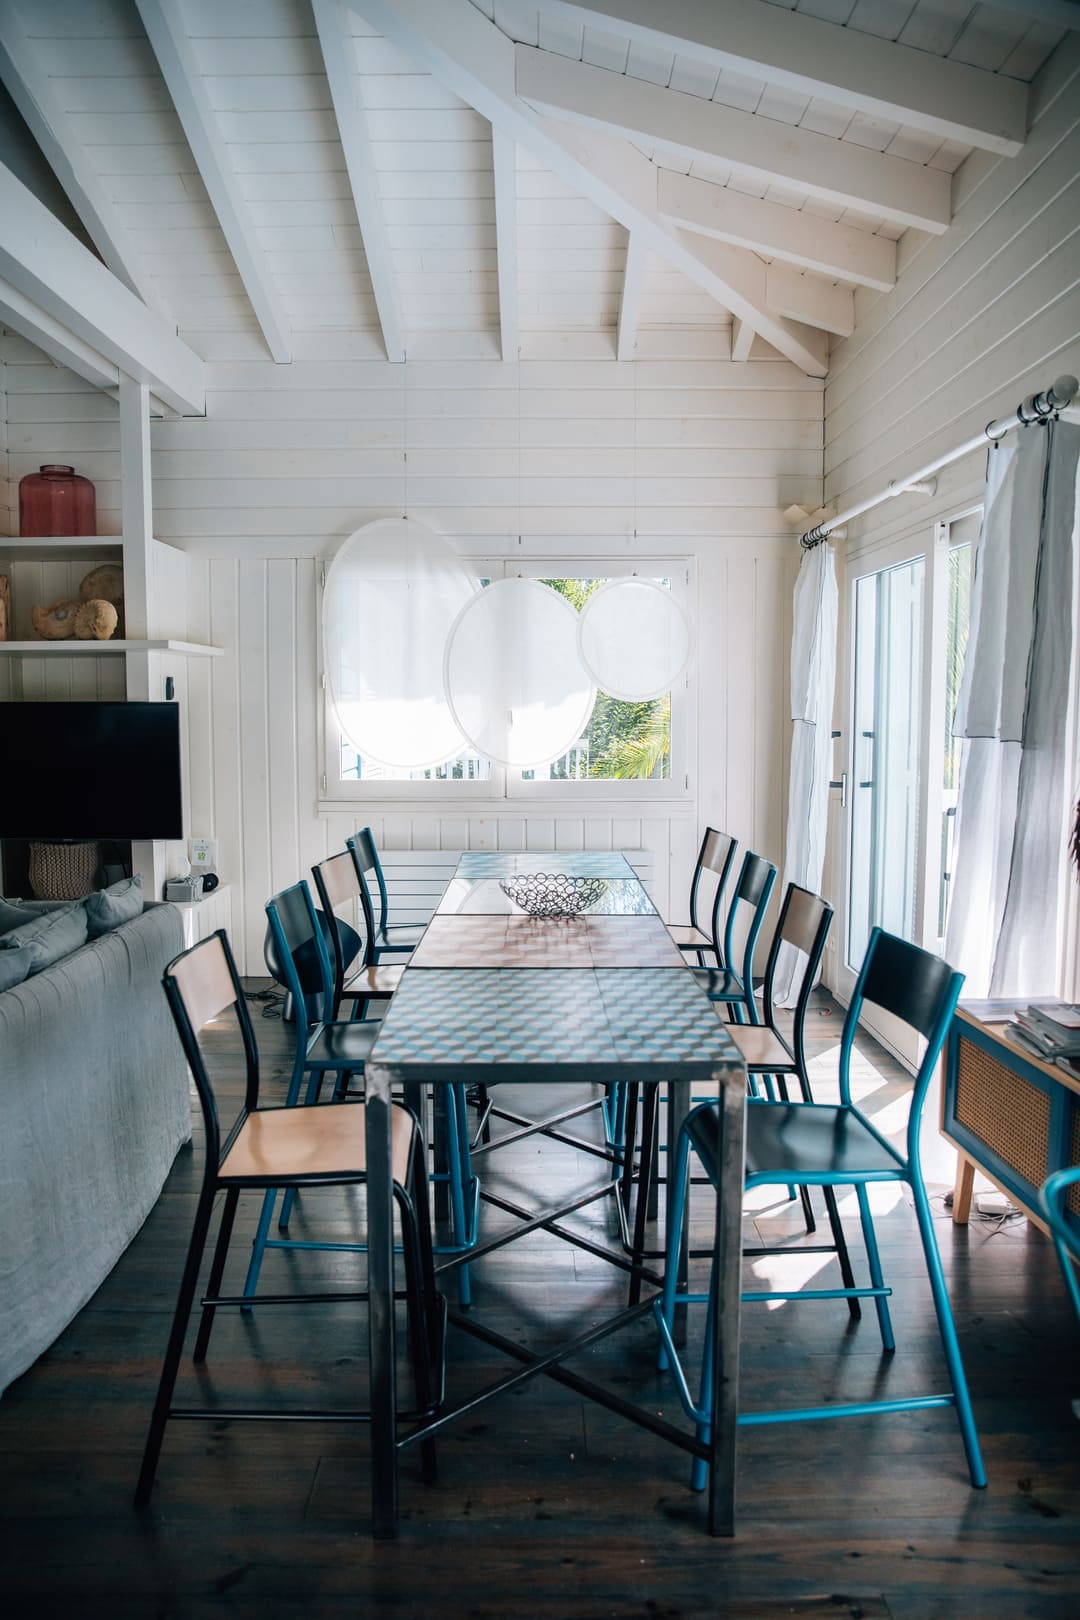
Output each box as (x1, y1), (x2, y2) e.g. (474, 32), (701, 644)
(657, 1122), (694, 1371)
(620, 1082), (640, 1213)
(822, 1186), (860, 1321)
(135, 1181), (219, 1505)
(909, 1175), (987, 1487)
(396, 1180), (439, 1486)
(242, 1188), (279, 1306)
(854, 1184), (894, 1351)
(194, 1186), (240, 1363)
(628, 1082), (660, 1306)
(690, 1247), (720, 1493)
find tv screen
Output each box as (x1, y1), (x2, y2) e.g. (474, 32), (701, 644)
(0, 702), (183, 841)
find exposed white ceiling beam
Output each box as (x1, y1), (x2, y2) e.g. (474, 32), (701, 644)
(976, 0), (1080, 30)
(517, 45), (951, 235)
(672, 224), (828, 373)
(353, 0), (829, 376)
(0, 0), (164, 313)
(730, 317), (754, 363)
(616, 233), (645, 361)
(537, 0), (1027, 157)
(312, 0), (404, 362)
(491, 126), (519, 362)
(0, 162), (205, 413)
(657, 168), (895, 293)
(764, 265), (853, 337)
(134, 0), (292, 364)
(0, 276), (120, 390)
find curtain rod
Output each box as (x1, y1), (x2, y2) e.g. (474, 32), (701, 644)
(800, 373), (1079, 549)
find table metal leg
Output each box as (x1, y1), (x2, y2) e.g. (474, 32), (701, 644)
(667, 1076), (690, 1344)
(365, 1063), (398, 1539)
(707, 1068), (745, 1537)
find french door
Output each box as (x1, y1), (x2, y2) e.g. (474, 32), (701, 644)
(835, 514), (980, 1059)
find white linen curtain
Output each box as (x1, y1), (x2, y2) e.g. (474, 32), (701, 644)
(945, 419), (1080, 999)
(774, 539), (838, 1006)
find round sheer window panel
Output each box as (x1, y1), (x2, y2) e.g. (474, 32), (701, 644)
(322, 517), (477, 770)
(444, 578), (596, 769)
(577, 578), (691, 701)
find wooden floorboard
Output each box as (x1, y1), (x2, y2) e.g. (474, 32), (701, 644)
(1, 986), (1078, 1619)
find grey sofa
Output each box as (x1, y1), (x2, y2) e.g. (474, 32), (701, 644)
(0, 902), (191, 1395)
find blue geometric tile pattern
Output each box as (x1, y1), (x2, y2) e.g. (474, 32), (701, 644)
(437, 876), (655, 917)
(456, 851), (636, 879)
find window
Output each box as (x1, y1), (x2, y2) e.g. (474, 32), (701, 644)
(320, 558), (692, 803)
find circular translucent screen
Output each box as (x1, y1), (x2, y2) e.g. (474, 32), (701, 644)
(577, 578), (690, 700)
(323, 517), (476, 769)
(444, 578), (596, 769)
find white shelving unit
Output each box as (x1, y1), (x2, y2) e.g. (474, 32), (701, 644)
(0, 639), (222, 656)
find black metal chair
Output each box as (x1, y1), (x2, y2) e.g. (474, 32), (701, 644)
(311, 848), (405, 1018)
(691, 850), (777, 1023)
(347, 828), (425, 961)
(668, 828), (738, 966)
(134, 928), (444, 1506)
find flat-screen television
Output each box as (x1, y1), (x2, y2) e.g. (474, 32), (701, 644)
(0, 701), (183, 840)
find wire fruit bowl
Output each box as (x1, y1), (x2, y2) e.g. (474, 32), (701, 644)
(499, 874), (606, 918)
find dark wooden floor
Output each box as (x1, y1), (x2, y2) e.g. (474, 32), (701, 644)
(1, 985), (1078, 1620)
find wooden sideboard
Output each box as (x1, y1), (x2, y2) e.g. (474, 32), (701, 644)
(942, 1007), (1080, 1235)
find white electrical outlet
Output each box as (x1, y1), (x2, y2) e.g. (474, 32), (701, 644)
(189, 838), (218, 871)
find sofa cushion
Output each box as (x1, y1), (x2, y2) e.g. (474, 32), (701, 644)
(0, 945), (34, 992)
(0, 898), (77, 932)
(0, 903), (89, 975)
(84, 875), (144, 939)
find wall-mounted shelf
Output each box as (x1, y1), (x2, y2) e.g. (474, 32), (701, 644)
(0, 639), (223, 657)
(0, 535), (124, 562)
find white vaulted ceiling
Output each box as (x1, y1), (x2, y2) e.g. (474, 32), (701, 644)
(0, 0), (1070, 378)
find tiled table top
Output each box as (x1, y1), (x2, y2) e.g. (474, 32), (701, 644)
(410, 913), (685, 969)
(455, 851), (636, 878)
(436, 877), (655, 917)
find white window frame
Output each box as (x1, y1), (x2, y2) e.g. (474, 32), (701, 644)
(317, 555), (696, 810)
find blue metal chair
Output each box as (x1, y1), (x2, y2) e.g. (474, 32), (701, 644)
(1039, 1165), (1080, 1322)
(668, 828), (738, 966)
(690, 850), (777, 1024)
(657, 926), (986, 1493)
(247, 880), (477, 1306)
(347, 828), (425, 961)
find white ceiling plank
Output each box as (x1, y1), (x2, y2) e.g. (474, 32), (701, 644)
(517, 45), (952, 233)
(763, 264), (854, 335)
(312, 0), (404, 362)
(354, 0), (829, 374)
(657, 167), (896, 290)
(673, 227), (829, 372)
(730, 316), (754, 363)
(0, 161), (205, 413)
(535, 0), (1028, 155)
(491, 125), (519, 360)
(134, 0), (292, 364)
(0, 0), (164, 313)
(0, 276), (120, 390)
(616, 232), (645, 359)
(975, 0), (1080, 32)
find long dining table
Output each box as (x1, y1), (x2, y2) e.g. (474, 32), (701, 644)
(363, 850), (746, 1538)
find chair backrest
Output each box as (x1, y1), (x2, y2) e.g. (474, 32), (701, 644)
(716, 850), (777, 1002)
(162, 929), (260, 1163)
(265, 880), (336, 1029)
(759, 884), (833, 1064)
(347, 827), (389, 939)
(1038, 1167), (1080, 1321)
(841, 927), (964, 1166)
(688, 828), (737, 941)
(311, 851), (373, 998)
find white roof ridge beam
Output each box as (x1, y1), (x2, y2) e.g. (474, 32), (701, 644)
(352, 0), (828, 376)
(658, 169), (895, 293)
(134, 0), (292, 365)
(517, 45), (951, 236)
(763, 265), (853, 337)
(730, 317), (754, 363)
(0, 1), (164, 314)
(491, 126), (519, 362)
(0, 162), (204, 413)
(312, 0), (404, 363)
(536, 0), (1027, 157)
(616, 232), (645, 361)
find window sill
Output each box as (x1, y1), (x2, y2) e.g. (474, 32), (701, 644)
(318, 791), (695, 818)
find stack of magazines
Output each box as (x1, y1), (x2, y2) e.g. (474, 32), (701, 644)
(1004, 1003), (1080, 1071)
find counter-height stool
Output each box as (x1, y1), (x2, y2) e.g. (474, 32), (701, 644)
(668, 828), (738, 966)
(312, 849), (405, 1018)
(135, 928), (444, 1506)
(347, 828), (425, 961)
(656, 927), (985, 1494)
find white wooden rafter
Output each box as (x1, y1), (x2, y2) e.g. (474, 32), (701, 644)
(763, 266), (853, 338)
(0, 0), (163, 313)
(491, 125), (519, 362)
(616, 233), (645, 361)
(535, 0), (1027, 157)
(0, 277), (119, 390)
(134, 0), (292, 365)
(657, 169), (896, 293)
(352, 0), (829, 376)
(312, 0), (404, 363)
(0, 161), (205, 414)
(730, 317), (754, 363)
(516, 45), (952, 235)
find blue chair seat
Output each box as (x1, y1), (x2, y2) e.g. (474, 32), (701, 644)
(373, 923), (425, 955)
(343, 962), (406, 998)
(305, 1019), (382, 1070)
(691, 965), (745, 1001)
(698, 1100), (903, 1182)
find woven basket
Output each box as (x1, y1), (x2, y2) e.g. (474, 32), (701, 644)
(28, 841), (100, 900)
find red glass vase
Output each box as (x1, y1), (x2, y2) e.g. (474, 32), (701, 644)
(19, 464), (97, 537)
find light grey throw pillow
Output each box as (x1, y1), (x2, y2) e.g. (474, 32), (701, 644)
(0, 903), (89, 974)
(0, 944), (34, 991)
(84, 875), (144, 939)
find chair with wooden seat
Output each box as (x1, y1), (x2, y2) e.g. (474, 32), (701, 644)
(690, 849), (777, 1024)
(312, 849), (406, 1019)
(656, 926), (986, 1494)
(347, 828), (426, 961)
(134, 928), (444, 1506)
(668, 828), (738, 965)
(1039, 1166), (1080, 1322)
